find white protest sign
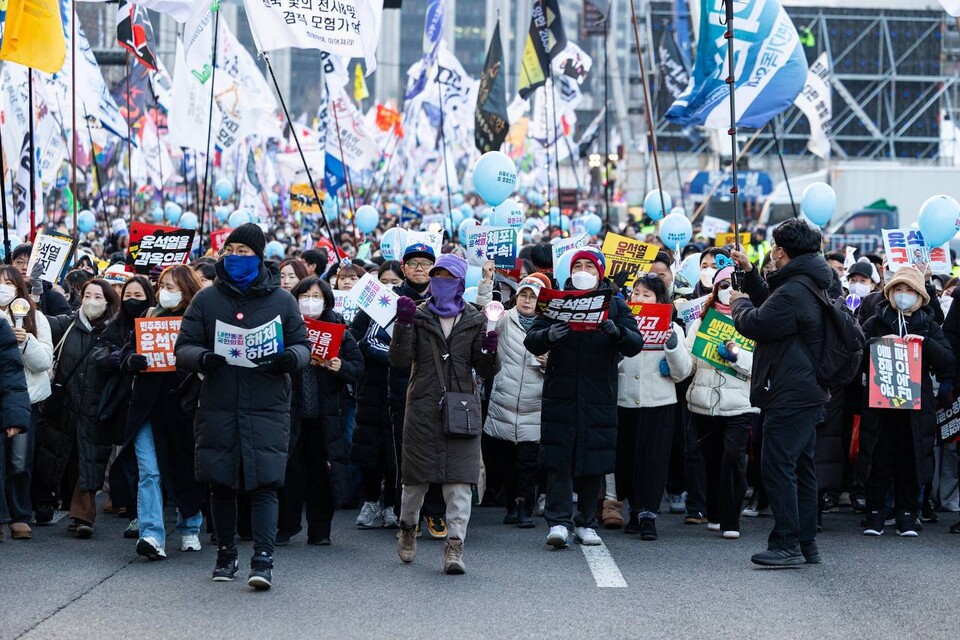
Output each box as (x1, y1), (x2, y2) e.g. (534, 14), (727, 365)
(551, 234), (588, 267)
(700, 215), (731, 239)
(674, 294), (710, 326)
(347, 273), (399, 329)
(27, 233), (74, 284)
(214, 315), (284, 368)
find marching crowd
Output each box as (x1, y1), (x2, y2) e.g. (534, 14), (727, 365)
(2, 215), (960, 590)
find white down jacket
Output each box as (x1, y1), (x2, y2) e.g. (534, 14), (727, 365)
(617, 322), (693, 408)
(483, 308), (543, 443)
(684, 314), (759, 417)
(1, 308), (53, 404)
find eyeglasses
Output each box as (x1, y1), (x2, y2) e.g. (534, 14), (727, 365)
(298, 293), (324, 301)
(406, 260), (433, 270)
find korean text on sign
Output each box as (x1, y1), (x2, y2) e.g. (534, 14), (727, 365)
(868, 336), (923, 410)
(536, 288), (612, 331)
(600, 233), (658, 287)
(134, 317), (182, 372)
(691, 307), (756, 377)
(304, 317), (345, 365)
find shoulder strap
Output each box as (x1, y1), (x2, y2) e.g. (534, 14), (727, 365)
(428, 334), (448, 393)
(795, 279), (831, 308)
(52, 320), (76, 360)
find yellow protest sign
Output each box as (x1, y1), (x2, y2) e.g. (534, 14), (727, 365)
(290, 183), (322, 214)
(714, 232), (751, 248)
(600, 232), (658, 287)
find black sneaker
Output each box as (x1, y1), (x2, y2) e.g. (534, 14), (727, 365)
(863, 510), (884, 536)
(248, 552), (273, 590)
(516, 500), (535, 529)
(950, 519), (960, 534)
(821, 494), (838, 513)
(639, 518), (657, 541)
(851, 495), (867, 514)
(683, 511), (708, 525)
(895, 511), (918, 537)
(750, 549), (805, 567)
(276, 527), (301, 546)
(623, 513), (641, 534)
(920, 500), (938, 524)
(34, 504), (55, 525)
(212, 546), (239, 582)
(800, 541), (822, 564)
(502, 503), (520, 525)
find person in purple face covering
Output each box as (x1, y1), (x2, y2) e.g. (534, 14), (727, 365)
(389, 253), (500, 575)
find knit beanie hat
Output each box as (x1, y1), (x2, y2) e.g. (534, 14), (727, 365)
(884, 266), (929, 307)
(224, 223), (266, 258)
(525, 272), (552, 290)
(430, 253), (468, 281)
(570, 249), (606, 280)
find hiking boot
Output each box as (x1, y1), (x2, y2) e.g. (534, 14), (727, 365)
(801, 541), (822, 564)
(248, 552), (273, 590)
(9, 522), (32, 540)
(863, 510), (884, 536)
(398, 522), (417, 563)
(624, 513), (641, 534)
(895, 511), (919, 537)
(516, 499), (535, 529)
(546, 525), (569, 548)
(136, 537), (167, 561)
(443, 538), (465, 575)
(356, 501), (383, 529)
(123, 518), (139, 539)
(750, 549), (805, 567)
(666, 493), (686, 514)
(601, 500), (624, 529)
(684, 511), (708, 525)
(212, 546), (239, 582)
(425, 515), (447, 539)
(639, 518), (658, 541)
(503, 502), (520, 525)
(382, 506), (400, 529)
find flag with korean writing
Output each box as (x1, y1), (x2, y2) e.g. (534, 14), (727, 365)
(628, 302), (673, 351)
(600, 233), (659, 287)
(303, 317), (345, 365)
(882, 228), (951, 275)
(135, 316), (181, 372)
(691, 308), (756, 376)
(868, 336), (923, 411)
(214, 315), (284, 368)
(27, 232), (74, 284)
(347, 273), (398, 330)
(126, 222), (195, 275)
(536, 288), (611, 331)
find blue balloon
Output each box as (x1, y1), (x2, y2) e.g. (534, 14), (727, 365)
(265, 240), (286, 261)
(584, 213), (603, 236)
(676, 253), (702, 289)
(380, 227), (408, 260)
(480, 207), (493, 221)
(644, 189), (672, 221)
(560, 215), (571, 232)
(918, 195), (960, 247)
(463, 286), (479, 304)
(800, 182), (836, 226)
(458, 218), (480, 245)
(459, 203), (473, 217)
(472, 151), (517, 206)
(450, 208), (465, 229)
(0, 235), (21, 260)
(324, 194), (339, 223)
(150, 205), (164, 223)
(228, 210), (250, 228)
(215, 179), (233, 200)
(355, 205), (379, 234)
(490, 198), (524, 230)
(554, 247), (579, 289)
(465, 265), (482, 288)
(164, 202), (183, 224)
(216, 206), (232, 222)
(659, 211), (692, 249)
(178, 212), (198, 230)
(78, 210), (96, 234)
(452, 193), (465, 207)
(548, 206), (560, 227)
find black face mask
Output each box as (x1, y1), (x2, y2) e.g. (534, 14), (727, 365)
(123, 298), (149, 319)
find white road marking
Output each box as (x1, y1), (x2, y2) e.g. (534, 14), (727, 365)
(580, 541), (628, 588)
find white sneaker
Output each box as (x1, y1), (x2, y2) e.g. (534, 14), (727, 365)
(356, 501), (383, 529)
(382, 506), (400, 529)
(180, 534), (202, 552)
(722, 530), (740, 540)
(707, 522), (721, 532)
(741, 502), (771, 517)
(136, 536), (167, 561)
(545, 525), (569, 548)
(574, 527), (602, 546)
(666, 493), (686, 514)
(535, 495), (546, 517)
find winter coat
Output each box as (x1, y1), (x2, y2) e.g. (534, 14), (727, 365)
(858, 301), (956, 485)
(0, 320), (31, 432)
(732, 252), (833, 411)
(389, 302), (499, 485)
(175, 261), (310, 491)
(39, 285), (71, 317)
(941, 287), (960, 357)
(1, 309), (53, 404)
(483, 308), (544, 444)
(684, 314), (759, 416)
(618, 322), (693, 409)
(524, 283), (644, 477)
(387, 281), (430, 409)
(349, 309), (394, 468)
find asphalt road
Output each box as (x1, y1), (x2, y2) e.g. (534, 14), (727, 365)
(2, 501), (958, 639)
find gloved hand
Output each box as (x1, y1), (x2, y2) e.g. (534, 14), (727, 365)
(260, 350), (299, 373)
(665, 330), (679, 350)
(201, 352), (227, 372)
(600, 319), (621, 340)
(612, 270), (630, 289)
(395, 296), (416, 325)
(938, 379), (954, 408)
(547, 322), (571, 344)
(658, 358), (671, 377)
(108, 349), (123, 371)
(125, 354), (150, 372)
(717, 343), (738, 363)
(481, 330), (499, 354)
(29, 261), (44, 297)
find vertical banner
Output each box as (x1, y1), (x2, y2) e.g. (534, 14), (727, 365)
(600, 233), (659, 287)
(627, 302), (673, 351)
(691, 307), (756, 376)
(303, 316), (345, 365)
(868, 337), (923, 410)
(134, 316), (182, 372)
(535, 288), (611, 331)
(26, 232), (74, 283)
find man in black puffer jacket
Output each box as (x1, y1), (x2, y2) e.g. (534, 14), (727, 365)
(729, 219), (832, 568)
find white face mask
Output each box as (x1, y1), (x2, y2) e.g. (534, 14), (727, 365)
(570, 271), (599, 291)
(0, 283), (16, 307)
(848, 282), (872, 299)
(717, 288), (732, 305)
(299, 297), (325, 318)
(82, 299), (107, 321)
(941, 295), (954, 316)
(159, 289), (182, 309)
(700, 267), (717, 288)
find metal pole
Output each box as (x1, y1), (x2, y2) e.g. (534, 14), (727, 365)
(71, 0), (78, 238)
(436, 66), (456, 242)
(126, 54), (134, 223)
(628, 0), (667, 217)
(770, 120), (798, 218)
(602, 18), (610, 226)
(198, 5), (221, 254)
(28, 70), (36, 241)
(0, 125), (10, 263)
(722, 0), (742, 252)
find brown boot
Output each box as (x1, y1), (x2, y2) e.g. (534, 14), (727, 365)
(602, 500), (624, 529)
(10, 522), (32, 540)
(398, 522), (417, 563)
(443, 538), (465, 575)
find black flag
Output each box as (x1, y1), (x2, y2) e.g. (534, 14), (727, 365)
(117, 0), (158, 71)
(518, 0), (567, 100)
(658, 27), (690, 100)
(475, 22), (509, 154)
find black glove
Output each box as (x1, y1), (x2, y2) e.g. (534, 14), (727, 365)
(612, 270), (630, 289)
(125, 354), (150, 372)
(547, 322), (572, 344)
(600, 319), (621, 340)
(259, 350), (298, 374)
(29, 262), (44, 297)
(201, 352), (227, 373)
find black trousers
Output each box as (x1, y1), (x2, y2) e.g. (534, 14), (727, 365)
(695, 413), (751, 532)
(865, 412), (920, 513)
(746, 413), (768, 507)
(389, 405), (445, 518)
(485, 437), (539, 504)
(278, 418), (335, 538)
(360, 424), (398, 508)
(684, 403), (707, 514)
(211, 484), (278, 556)
(615, 405), (675, 514)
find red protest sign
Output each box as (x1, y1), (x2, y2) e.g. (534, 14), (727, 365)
(868, 336), (923, 410)
(536, 288), (611, 331)
(304, 317), (346, 365)
(134, 316), (182, 372)
(210, 228), (232, 253)
(126, 222), (195, 275)
(628, 302), (673, 350)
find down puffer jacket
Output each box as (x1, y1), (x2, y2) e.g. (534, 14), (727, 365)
(684, 314), (759, 417)
(618, 322), (693, 408)
(484, 308), (544, 443)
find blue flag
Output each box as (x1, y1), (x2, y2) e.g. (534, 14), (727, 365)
(324, 152), (346, 195)
(665, 0), (806, 129)
(405, 0), (444, 101)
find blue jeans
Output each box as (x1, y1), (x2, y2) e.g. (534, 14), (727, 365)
(134, 423), (201, 547)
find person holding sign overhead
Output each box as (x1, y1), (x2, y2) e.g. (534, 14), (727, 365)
(176, 223), (310, 591)
(857, 266), (955, 537)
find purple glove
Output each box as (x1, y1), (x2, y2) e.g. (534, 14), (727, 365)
(481, 330), (499, 354)
(395, 296), (416, 325)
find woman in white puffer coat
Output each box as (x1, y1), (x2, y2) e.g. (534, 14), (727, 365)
(616, 273), (693, 541)
(483, 274), (551, 529)
(684, 262), (759, 541)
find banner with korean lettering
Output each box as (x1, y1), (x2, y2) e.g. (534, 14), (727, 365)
(210, 228), (232, 253)
(347, 273), (398, 329)
(126, 222), (195, 275)
(691, 308), (756, 376)
(303, 316), (345, 365)
(466, 225), (518, 268)
(135, 316), (182, 372)
(882, 228), (951, 275)
(27, 232), (73, 284)
(600, 233), (659, 287)
(628, 302), (673, 351)
(551, 233), (588, 267)
(936, 396), (960, 445)
(214, 315), (284, 368)
(868, 337), (923, 411)
(536, 288), (611, 331)
(675, 295), (710, 327)
(333, 289), (360, 325)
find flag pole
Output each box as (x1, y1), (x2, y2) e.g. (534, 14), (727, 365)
(721, 0), (742, 252)
(198, 3), (221, 255)
(27, 70), (37, 241)
(125, 54), (135, 224)
(0, 126), (10, 263)
(181, 148), (191, 213)
(435, 66), (456, 243)
(155, 102), (165, 205)
(770, 118), (798, 218)
(71, 0), (79, 239)
(83, 109), (106, 220)
(329, 96), (356, 246)
(262, 52), (342, 261)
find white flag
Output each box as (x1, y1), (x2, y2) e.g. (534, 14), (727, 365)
(325, 84), (379, 175)
(168, 38), (212, 150)
(793, 52), (832, 159)
(212, 22), (278, 150)
(77, 0), (195, 23)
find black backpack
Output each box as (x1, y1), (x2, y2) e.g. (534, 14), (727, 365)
(797, 281), (866, 388)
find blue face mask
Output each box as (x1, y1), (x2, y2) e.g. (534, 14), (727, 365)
(223, 254), (261, 291)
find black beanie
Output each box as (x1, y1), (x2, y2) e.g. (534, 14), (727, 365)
(224, 223), (266, 258)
